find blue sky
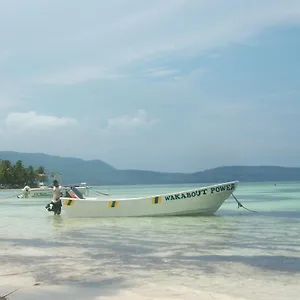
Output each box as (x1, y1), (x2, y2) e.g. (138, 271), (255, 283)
(0, 0), (300, 172)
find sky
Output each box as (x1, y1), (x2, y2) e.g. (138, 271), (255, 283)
(0, 0), (300, 173)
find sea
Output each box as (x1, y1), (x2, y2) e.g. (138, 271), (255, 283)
(0, 181), (299, 300)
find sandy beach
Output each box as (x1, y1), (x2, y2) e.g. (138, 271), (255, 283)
(0, 274), (254, 300)
(1, 264), (300, 300)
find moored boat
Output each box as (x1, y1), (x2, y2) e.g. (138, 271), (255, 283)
(17, 182), (90, 198)
(60, 181), (239, 218)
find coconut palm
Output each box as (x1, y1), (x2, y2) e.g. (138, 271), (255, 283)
(36, 166), (48, 183)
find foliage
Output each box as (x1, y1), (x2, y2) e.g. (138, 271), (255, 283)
(36, 165), (48, 183)
(0, 159), (47, 188)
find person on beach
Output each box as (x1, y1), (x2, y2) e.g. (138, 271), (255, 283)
(50, 179), (63, 215)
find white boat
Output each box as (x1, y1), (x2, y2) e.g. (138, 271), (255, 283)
(60, 181), (239, 218)
(17, 182), (90, 198)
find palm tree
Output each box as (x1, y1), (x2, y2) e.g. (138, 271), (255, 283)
(0, 160), (47, 188)
(12, 160), (26, 186)
(25, 165), (38, 187)
(0, 160), (13, 185)
(36, 166), (48, 184)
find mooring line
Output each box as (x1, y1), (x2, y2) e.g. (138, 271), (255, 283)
(95, 190), (110, 196)
(232, 193), (258, 213)
(0, 193), (20, 200)
(0, 288), (19, 300)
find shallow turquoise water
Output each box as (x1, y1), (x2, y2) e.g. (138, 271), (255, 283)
(0, 181), (300, 299)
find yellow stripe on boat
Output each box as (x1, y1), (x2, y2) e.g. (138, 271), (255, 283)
(64, 199), (76, 206)
(152, 196), (162, 204)
(109, 201), (118, 208)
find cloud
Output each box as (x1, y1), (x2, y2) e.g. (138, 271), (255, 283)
(105, 109), (159, 132)
(3, 111), (78, 134)
(1, 1), (300, 85)
(0, 110), (80, 157)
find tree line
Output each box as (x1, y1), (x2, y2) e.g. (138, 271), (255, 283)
(0, 159), (48, 188)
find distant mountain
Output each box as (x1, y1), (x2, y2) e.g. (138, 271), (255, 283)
(1, 151), (300, 185)
(0, 151), (116, 185)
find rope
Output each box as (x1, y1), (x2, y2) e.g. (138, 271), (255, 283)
(0, 193), (21, 200)
(0, 288), (19, 299)
(232, 193), (258, 213)
(95, 191), (110, 196)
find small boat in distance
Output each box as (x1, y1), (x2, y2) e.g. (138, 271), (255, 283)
(17, 182), (90, 198)
(60, 181), (239, 218)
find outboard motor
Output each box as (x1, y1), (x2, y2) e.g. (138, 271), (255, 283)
(66, 186), (84, 199)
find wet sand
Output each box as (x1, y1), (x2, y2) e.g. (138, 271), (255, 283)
(1, 264), (300, 300)
(0, 273), (251, 300)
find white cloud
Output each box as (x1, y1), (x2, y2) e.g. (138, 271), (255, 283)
(1, 0), (300, 85)
(106, 109), (159, 132)
(3, 111), (78, 134)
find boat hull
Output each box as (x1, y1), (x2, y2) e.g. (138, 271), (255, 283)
(61, 181), (238, 218)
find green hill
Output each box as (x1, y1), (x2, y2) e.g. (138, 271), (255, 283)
(1, 151), (300, 185)
(0, 151), (116, 185)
